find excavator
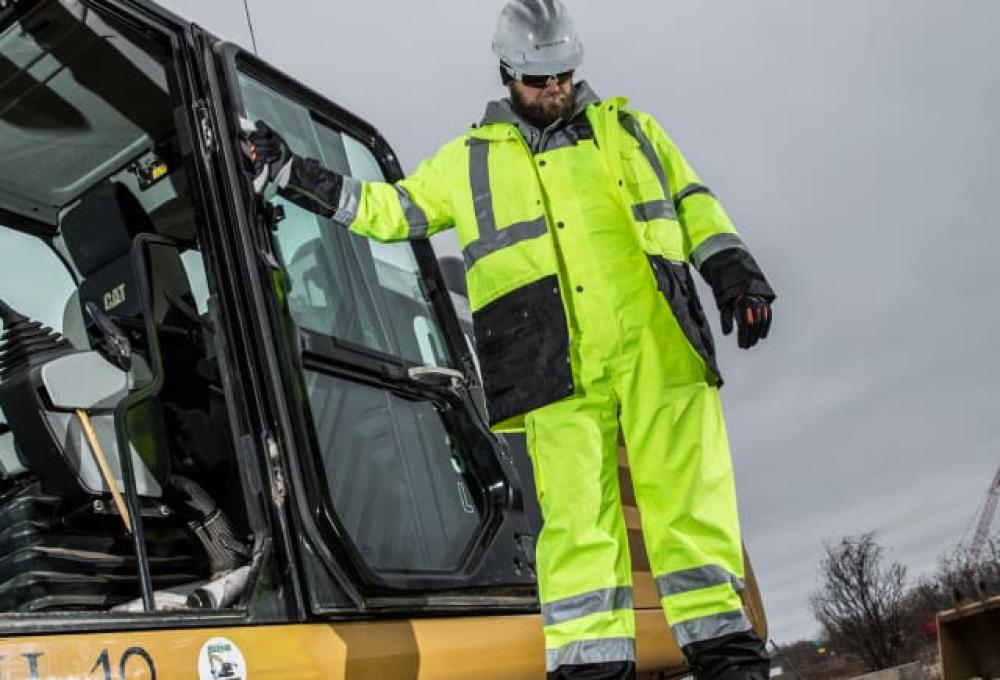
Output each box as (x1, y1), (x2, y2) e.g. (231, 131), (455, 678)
(0, 0), (766, 676)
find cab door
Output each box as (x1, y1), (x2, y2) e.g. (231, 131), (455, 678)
(192, 39), (539, 614)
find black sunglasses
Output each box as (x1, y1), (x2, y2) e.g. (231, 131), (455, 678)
(519, 71), (574, 89)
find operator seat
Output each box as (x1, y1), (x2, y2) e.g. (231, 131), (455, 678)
(61, 181), (217, 482)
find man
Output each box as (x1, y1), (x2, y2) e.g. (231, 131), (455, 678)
(244, 2), (775, 678)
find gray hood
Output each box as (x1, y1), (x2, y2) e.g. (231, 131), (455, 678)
(479, 81), (601, 151)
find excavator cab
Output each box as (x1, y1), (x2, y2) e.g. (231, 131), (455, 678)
(0, 0), (764, 676)
(0, 0), (250, 619)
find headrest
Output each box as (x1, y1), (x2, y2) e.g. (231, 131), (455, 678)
(62, 183), (154, 277)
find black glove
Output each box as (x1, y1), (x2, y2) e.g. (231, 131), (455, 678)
(699, 247), (776, 350)
(720, 294), (772, 349)
(239, 119), (293, 192)
(239, 118), (347, 217)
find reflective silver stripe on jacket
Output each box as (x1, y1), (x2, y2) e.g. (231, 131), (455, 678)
(333, 175), (363, 226)
(655, 564), (745, 599)
(618, 113), (677, 222)
(394, 184), (430, 239)
(690, 233), (748, 270)
(631, 199), (674, 222)
(671, 609), (752, 649)
(541, 586), (634, 627)
(546, 637), (636, 671)
(273, 158), (293, 189)
(462, 139), (548, 268)
(675, 182), (714, 205)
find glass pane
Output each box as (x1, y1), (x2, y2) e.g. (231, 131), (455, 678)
(180, 250), (211, 315)
(0, 230), (77, 337)
(237, 74), (451, 367)
(238, 74), (323, 160)
(342, 135), (384, 182)
(0, 0), (172, 212)
(305, 370), (480, 572)
(0, 229), (77, 475)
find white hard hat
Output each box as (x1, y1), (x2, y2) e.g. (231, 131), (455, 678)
(492, 0), (584, 79)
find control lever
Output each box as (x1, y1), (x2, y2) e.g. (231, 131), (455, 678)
(84, 302), (131, 372)
(407, 365), (468, 389)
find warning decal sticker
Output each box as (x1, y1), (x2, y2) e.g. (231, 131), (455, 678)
(198, 637), (248, 680)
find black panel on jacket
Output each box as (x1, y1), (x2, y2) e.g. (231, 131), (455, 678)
(649, 256), (723, 385)
(472, 275), (573, 426)
(568, 114), (596, 143)
(699, 248), (776, 309)
(547, 661), (636, 680)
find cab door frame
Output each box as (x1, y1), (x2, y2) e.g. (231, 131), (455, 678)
(195, 38), (542, 616)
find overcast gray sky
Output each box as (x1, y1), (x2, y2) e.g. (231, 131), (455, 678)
(157, 0), (1000, 643)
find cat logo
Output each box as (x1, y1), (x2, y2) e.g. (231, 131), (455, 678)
(103, 284), (126, 312)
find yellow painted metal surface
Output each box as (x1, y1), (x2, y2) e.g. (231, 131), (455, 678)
(0, 612), (681, 679)
(938, 595), (1000, 680)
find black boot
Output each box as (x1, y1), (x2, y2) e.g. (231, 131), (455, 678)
(547, 661), (637, 679)
(684, 630), (770, 680)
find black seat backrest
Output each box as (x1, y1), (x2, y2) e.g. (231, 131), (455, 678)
(63, 182), (152, 323)
(62, 181), (196, 332)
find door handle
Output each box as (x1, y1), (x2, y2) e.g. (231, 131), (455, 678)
(407, 365), (468, 388)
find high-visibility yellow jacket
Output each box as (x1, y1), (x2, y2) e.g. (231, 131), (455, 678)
(281, 83), (764, 431)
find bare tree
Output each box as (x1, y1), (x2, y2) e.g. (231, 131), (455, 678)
(936, 537), (1000, 604)
(810, 533), (907, 670)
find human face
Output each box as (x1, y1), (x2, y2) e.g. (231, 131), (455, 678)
(509, 71), (575, 130)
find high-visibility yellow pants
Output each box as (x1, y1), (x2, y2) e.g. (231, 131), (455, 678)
(525, 266), (751, 673)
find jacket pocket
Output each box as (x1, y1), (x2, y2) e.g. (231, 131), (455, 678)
(472, 275), (574, 426)
(648, 256), (723, 386)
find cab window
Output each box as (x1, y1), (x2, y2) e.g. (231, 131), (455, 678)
(0, 230), (77, 478)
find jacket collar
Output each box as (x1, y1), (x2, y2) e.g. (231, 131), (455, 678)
(473, 80), (608, 142)
(480, 80), (602, 127)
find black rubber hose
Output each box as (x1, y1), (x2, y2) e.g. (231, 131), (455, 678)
(169, 475), (246, 577)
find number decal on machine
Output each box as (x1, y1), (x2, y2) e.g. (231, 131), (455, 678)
(91, 647), (157, 680)
(0, 647), (156, 679)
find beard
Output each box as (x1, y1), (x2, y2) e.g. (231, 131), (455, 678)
(511, 84), (576, 130)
